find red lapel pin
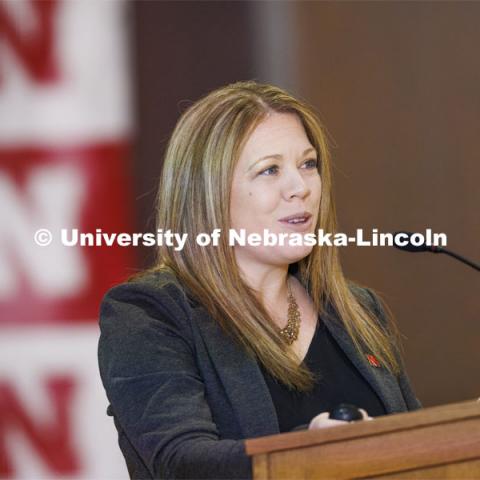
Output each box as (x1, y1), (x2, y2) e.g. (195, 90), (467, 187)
(366, 354), (381, 368)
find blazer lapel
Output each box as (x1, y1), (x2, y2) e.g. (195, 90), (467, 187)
(191, 279), (407, 440)
(323, 308), (407, 414)
(193, 308), (280, 438)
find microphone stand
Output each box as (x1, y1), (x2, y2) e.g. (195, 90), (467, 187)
(430, 246), (480, 272)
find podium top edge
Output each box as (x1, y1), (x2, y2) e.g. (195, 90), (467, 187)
(245, 399), (480, 456)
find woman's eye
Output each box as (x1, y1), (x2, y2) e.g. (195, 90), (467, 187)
(302, 159), (318, 169)
(259, 165), (279, 176)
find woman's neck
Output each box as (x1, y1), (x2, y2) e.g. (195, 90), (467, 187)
(236, 260), (291, 317)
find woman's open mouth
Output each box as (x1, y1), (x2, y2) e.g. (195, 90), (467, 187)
(278, 212), (313, 232)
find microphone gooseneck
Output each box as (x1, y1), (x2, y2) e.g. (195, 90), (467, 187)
(393, 231), (480, 272)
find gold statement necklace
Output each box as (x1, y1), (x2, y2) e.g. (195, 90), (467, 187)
(279, 280), (301, 345)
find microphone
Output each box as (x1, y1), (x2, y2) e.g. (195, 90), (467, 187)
(393, 231), (480, 272)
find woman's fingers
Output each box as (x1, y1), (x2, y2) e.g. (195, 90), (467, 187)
(359, 408), (374, 420)
(308, 411), (347, 430)
(308, 409), (374, 430)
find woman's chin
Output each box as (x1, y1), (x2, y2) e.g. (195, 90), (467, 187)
(284, 245), (315, 263)
(265, 244), (315, 266)
(234, 244), (315, 269)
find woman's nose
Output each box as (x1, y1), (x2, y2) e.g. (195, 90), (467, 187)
(282, 169), (310, 200)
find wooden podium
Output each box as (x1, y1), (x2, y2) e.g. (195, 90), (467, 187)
(245, 400), (480, 479)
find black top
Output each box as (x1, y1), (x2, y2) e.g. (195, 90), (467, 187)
(261, 319), (387, 432)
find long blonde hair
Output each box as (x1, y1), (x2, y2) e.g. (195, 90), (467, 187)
(142, 81), (399, 390)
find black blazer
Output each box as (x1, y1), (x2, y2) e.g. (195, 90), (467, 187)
(98, 271), (421, 479)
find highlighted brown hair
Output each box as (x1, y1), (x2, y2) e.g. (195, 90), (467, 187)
(140, 81), (399, 390)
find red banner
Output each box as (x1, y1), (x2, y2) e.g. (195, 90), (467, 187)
(0, 1), (133, 477)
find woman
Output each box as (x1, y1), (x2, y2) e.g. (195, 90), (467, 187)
(98, 81), (420, 479)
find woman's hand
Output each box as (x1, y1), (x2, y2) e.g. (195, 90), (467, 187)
(308, 409), (372, 430)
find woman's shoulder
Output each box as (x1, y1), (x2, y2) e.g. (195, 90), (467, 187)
(347, 282), (391, 328)
(99, 268), (194, 336)
(105, 268), (185, 297)
(348, 283), (401, 351)
(348, 282), (381, 311)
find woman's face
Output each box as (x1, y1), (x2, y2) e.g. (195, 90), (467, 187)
(230, 112), (322, 268)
